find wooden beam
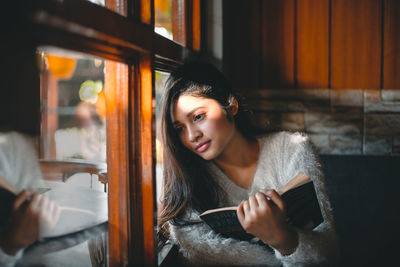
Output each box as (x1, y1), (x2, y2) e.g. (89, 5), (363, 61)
(105, 60), (130, 267)
(129, 53), (156, 266)
(27, 0), (153, 54)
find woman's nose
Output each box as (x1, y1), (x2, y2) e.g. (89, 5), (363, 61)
(188, 126), (202, 142)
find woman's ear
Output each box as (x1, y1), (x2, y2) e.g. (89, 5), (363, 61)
(231, 98), (239, 116)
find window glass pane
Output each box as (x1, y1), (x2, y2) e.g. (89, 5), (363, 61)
(155, 70), (170, 264)
(155, 71), (169, 209)
(39, 47), (106, 167)
(28, 46), (111, 266)
(87, 0), (128, 17)
(155, 0), (173, 40)
(155, 0), (186, 45)
(87, 0), (105, 7)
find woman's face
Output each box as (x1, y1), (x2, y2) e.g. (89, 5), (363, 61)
(172, 94), (237, 161)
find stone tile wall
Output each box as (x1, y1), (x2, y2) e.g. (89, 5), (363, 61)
(245, 89), (400, 155)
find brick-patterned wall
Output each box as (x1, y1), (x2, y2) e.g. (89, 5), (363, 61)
(245, 89), (400, 155)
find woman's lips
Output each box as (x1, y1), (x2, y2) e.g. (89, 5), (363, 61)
(195, 141), (211, 152)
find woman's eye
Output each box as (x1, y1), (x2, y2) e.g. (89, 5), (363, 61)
(194, 114), (204, 121)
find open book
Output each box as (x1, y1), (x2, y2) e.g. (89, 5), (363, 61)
(199, 173), (323, 242)
(0, 176), (52, 228)
(0, 176), (107, 240)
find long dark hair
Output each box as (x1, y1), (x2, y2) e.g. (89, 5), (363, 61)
(158, 61), (257, 229)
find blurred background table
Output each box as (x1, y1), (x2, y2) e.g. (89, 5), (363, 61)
(40, 159), (108, 192)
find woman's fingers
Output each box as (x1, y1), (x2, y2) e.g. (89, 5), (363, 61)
(13, 190), (30, 211)
(29, 192), (42, 212)
(259, 189), (269, 198)
(255, 191), (268, 207)
(33, 197), (60, 235)
(243, 200), (250, 213)
(52, 203), (61, 225)
(41, 197), (52, 222)
(248, 195), (258, 209)
(35, 196), (61, 229)
(263, 189), (285, 211)
(237, 200), (245, 222)
(45, 198), (54, 219)
(47, 201), (60, 228)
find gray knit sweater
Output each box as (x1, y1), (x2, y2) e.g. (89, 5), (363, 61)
(169, 131), (339, 266)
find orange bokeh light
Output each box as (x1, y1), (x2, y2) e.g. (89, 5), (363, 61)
(46, 54), (76, 79)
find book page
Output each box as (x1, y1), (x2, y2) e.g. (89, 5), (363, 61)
(277, 173), (310, 195)
(200, 206), (237, 216)
(200, 173), (310, 215)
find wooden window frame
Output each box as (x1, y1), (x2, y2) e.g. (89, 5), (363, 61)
(13, 0), (203, 265)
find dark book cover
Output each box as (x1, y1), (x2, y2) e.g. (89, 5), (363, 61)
(281, 181), (323, 229)
(199, 175), (323, 242)
(199, 208), (254, 241)
(0, 186), (16, 228)
(0, 187), (51, 228)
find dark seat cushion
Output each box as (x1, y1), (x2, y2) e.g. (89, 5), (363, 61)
(320, 155), (400, 267)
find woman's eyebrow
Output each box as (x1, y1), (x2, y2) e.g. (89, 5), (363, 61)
(185, 106), (205, 118)
(173, 106), (205, 126)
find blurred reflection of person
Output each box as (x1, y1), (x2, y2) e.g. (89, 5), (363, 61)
(76, 101), (105, 161)
(0, 43), (60, 267)
(56, 101), (106, 163)
(0, 131), (60, 267)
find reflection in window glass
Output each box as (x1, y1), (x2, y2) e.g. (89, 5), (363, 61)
(155, 71), (169, 209)
(155, 0), (173, 40)
(86, 0), (128, 18)
(34, 46), (109, 267)
(87, 0), (105, 7)
(38, 48), (106, 165)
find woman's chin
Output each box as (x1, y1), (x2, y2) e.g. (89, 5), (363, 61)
(197, 151), (215, 161)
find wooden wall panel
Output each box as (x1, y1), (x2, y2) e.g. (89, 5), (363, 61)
(331, 0), (382, 89)
(383, 0), (400, 89)
(296, 0), (330, 88)
(260, 0), (295, 88)
(223, 0), (260, 89)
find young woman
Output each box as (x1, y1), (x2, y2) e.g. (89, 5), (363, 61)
(158, 61), (339, 266)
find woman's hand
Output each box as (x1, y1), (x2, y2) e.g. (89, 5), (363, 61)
(0, 190), (60, 255)
(237, 189), (298, 255)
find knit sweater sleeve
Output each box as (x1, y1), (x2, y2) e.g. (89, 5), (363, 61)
(0, 132), (44, 266)
(272, 132), (340, 267)
(168, 211), (280, 266)
(0, 132), (44, 190)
